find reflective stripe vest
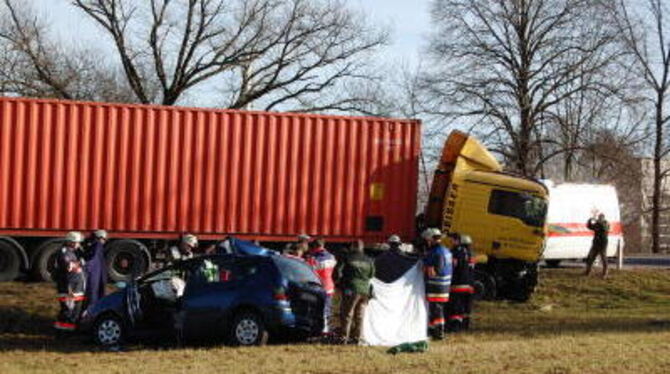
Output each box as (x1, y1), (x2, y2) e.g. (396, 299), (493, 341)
(451, 244), (474, 293)
(305, 247), (337, 295)
(423, 244), (452, 302)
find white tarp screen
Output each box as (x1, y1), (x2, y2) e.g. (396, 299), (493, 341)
(362, 262), (428, 346)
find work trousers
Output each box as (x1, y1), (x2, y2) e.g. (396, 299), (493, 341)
(447, 292), (472, 332)
(339, 291), (369, 342)
(54, 294), (85, 331)
(324, 294), (333, 333)
(428, 301), (447, 338)
(585, 242), (608, 276)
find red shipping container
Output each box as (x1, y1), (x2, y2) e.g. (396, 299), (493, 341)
(0, 97), (421, 244)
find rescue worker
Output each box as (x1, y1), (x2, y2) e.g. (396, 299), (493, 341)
(388, 235), (403, 254)
(280, 243), (302, 261)
(83, 229), (108, 315)
(304, 238), (337, 333)
(446, 233), (475, 333)
(336, 240), (375, 344)
(422, 228), (452, 340)
(296, 234), (311, 258)
(585, 213), (610, 278)
(53, 231), (87, 332)
(169, 234), (198, 263)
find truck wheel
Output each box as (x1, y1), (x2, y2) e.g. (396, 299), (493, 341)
(0, 239), (21, 281)
(505, 264), (538, 303)
(228, 312), (269, 346)
(545, 260), (561, 268)
(32, 239), (64, 282)
(473, 271), (497, 301)
(106, 240), (149, 283)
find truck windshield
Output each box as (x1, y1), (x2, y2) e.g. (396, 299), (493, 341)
(488, 189), (547, 227)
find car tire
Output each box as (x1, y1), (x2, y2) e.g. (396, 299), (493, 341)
(545, 260), (561, 268)
(94, 314), (125, 346)
(228, 312), (269, 346)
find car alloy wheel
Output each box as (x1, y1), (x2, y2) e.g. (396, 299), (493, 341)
(96, 317), (122, 345)
(235, 318), (260, 345)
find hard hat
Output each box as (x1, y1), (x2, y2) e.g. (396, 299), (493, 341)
(388, 235), (401, 244)
(460, 234), (472, 245)
(93, 229), (108, 239)
(297, 233), (311, 241)
(65, 231), (84, 243)
(181, 234), (198, 247)
(421, 228), (442, 240)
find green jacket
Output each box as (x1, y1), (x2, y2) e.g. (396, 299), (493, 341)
(336, 252), (375, 296)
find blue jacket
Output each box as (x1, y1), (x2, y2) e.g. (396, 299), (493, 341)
(423, 244), (452, 302)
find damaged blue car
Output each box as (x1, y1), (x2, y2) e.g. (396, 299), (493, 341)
(83, 240), (326, 347)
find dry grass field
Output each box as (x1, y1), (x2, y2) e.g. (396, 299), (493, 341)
(2, 267), (670, 374)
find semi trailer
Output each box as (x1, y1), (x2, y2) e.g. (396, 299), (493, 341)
(0, 96), (420, 282)
(0, 97), (548, 302)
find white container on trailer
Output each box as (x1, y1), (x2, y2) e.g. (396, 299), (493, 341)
(542, 182), (623, 264)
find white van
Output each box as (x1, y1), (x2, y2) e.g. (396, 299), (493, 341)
(542, 182), (623, 267)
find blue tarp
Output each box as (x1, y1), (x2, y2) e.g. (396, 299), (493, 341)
(217, 237), (275, 257)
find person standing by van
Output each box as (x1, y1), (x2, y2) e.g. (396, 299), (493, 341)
(585, 213), (610, 278)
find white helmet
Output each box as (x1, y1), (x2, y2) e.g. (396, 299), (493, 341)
(65, 231), (84, 243)
(297, 234), (311, 242)
(460, 234), (473, 245)
(182, 234), (198, 248)
(421, 228), (442, 240)
(93, 229), (108, 239)
(388, 235), (402, 244)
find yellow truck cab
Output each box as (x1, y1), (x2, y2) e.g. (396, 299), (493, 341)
(425, 131), (548, 301)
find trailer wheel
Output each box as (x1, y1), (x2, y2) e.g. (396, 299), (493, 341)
(106, 240), (149, 283)
(0, 239), (21, 282)
(32, 239), (64, 282)
(473, 271), (497, 301)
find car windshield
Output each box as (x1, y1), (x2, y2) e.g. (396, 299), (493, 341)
(272, 256), (321, 285)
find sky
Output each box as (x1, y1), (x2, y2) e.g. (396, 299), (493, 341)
(32, 0), (431, 69)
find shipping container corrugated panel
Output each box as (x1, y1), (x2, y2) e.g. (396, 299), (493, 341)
(0, 97), (421, 243)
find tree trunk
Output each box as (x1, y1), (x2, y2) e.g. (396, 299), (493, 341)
(651, 90), (664, 253)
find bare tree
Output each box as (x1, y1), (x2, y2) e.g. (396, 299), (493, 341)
(421, 0), (621, 177)
(0, 0), (137, 101)
(72, 0), (387, 110)
(607, 0), (670, 253)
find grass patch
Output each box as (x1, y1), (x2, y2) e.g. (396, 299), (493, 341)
(1, 268), (670, 373)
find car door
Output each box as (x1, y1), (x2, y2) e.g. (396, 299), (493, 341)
(132, 266), (184, 338)
(180, 257), (252, 342)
